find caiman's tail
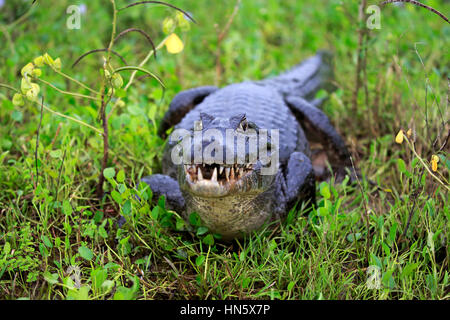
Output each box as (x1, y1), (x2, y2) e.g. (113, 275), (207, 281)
(257, 51), (335, 103)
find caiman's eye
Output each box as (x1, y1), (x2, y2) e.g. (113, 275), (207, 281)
(239, 118), (248, 131)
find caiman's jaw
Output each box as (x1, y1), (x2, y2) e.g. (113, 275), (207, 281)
(175, 112), (278, 198)
(178, 162), (275, 198)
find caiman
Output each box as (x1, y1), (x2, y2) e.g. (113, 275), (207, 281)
(142, 51), (352, 240)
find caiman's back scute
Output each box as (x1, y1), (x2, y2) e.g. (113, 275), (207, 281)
(142, 51), (352, 240)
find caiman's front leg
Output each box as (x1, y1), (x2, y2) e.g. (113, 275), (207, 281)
(140, 174), (185, 213)
(275, 152), (316, 215)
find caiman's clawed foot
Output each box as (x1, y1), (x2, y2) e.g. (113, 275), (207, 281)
(140, 174), (185, 213)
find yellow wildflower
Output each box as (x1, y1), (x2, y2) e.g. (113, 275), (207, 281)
(25, 83), (40, 101)
(406, 128), (412, 138)
(165, 33), (184, 54)
(33, 56), (45, 67)
(32, 68), (42, 77)
(53, 58), (62, 70)
(395, 130), (404, 144)
(21, 77), (32, 94)
(43, 53), (55, 66)
(21, 63), (34, 76)
(431, 155), (439, 172)
(12, 93), (24, 106)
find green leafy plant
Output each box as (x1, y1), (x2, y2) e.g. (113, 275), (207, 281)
(0, 0), (194, 201)
(0, 0), (448, 301)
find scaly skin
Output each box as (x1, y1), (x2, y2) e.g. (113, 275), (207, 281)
(142, 52), (350, 240)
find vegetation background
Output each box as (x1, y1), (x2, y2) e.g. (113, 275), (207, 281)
(0, 0), (448, 300)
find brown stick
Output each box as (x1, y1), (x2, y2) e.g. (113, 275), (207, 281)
(118, 1), (196, 23)
(96, 91), (109, 200)
(114, 28), (157, 59)
(380, 0), (449, 24)
(72, 48), (127, 68)
(438, 128), (450, 152)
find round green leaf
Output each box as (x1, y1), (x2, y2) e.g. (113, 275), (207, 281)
(195, 255), (205, 266)
(62, 200), (73, 216)
(103, 167), (116, 179)
(202, 234), (214, 246)
(319, 182), (331, 199)
(78, 246), (94, 261)
(116, 170), (125, 183)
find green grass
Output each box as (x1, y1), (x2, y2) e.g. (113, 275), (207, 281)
(0, 0), (449, 300)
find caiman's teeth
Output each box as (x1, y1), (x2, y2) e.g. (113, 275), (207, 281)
(219, 166), (224, 175)
(225, 167), (230, 181)
(197, 167), (203, 181)
(230, 167), (235, 180)
(211, 167), (218, 182)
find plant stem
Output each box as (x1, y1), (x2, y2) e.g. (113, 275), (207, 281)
(125, 35), (168, 90)
(96, 0), (117, 200)
(35, 97), (44, 188)
(107, 35), (169, 120)
(0, 25), (16, 55)
(352, 0), (368, 113)
(36, 78), (100, 101)
(34, 100), (103, 134)
(0, 83), (20, 92)
(0, 82), (103, 134)
(107, 0), (118, 62)
(51, 68), (100, 95)
(350, 156), (371, 265)
(404, 137), (450, 191)
(381, 0), (449, 24)
(214, 0), (241, 86)
(96, 89), (109, 200)
(7, 0), (38, 28)
(113, 66), (164, 88)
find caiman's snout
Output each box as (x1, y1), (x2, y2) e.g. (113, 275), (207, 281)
(177, 112), (277, 197)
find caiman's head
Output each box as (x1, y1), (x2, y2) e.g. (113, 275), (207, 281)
(172, 112), (279, 199)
